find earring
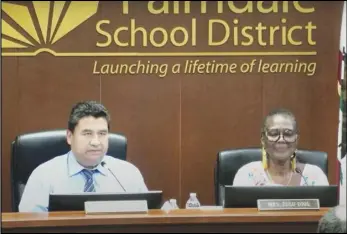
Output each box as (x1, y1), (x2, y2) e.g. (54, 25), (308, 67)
(262, 146), (268, 169)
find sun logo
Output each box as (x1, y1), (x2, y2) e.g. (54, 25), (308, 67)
(1, 1), (99, 56)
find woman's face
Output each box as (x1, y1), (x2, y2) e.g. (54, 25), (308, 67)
(263, 114), (298, 162)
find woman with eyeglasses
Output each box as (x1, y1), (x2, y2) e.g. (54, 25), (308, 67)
(233, 108), (329, 186)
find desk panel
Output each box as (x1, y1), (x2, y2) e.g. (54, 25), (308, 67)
(2, 208), (327, 233)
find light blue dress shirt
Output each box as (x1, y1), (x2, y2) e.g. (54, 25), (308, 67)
(18, 151), (148, 212)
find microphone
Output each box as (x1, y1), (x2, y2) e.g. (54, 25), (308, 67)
(101, 161), (126, 192)
(295, 168), (309, 186)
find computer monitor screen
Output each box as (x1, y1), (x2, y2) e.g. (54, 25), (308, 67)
(48, 191), (163, 211)
(223, 185), (338, 208)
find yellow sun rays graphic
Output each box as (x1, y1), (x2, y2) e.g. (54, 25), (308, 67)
(1, 1), (99, 56)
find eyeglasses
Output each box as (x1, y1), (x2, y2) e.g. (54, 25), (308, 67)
(263, 129), (297, 143)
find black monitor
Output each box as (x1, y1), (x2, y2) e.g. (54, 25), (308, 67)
(48, 191), (163, 211)
(223, 185), (338, 208)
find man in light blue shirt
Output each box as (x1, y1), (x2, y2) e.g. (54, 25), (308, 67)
(340, 156), (346, 205)
(19, 101), (148, 212)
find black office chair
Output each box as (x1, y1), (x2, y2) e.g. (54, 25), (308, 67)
(11, 129), (127, 212)
(214, 148), (328, 205)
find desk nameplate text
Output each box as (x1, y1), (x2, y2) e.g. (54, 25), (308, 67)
(257, 199), (320, 211)
(85, 200), (148, 214)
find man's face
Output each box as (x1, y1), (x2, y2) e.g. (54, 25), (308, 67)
(67, 116), (109, 167)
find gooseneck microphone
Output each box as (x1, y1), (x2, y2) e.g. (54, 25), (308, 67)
(295, 168), (309, 186)
(101, 161), (126, 192)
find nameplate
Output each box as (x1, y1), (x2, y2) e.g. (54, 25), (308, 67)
(199, 206), (223, 211)
(257, 199), (320, 211)
(85, 200), (148, 214)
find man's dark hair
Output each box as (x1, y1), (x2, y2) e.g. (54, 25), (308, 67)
(317, 205), (346, 233)
(261, 108), (298, 135)
(68, 101), (110, 132)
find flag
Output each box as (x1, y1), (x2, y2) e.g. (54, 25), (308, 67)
(337, 2), (346, 187)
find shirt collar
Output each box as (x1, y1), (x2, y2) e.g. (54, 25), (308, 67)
(67, 151), (108, 177)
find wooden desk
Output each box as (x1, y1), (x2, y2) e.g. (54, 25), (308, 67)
(2, 208), (327, 233)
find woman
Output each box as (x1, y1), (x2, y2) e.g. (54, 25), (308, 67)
(233, 108), (329, 186)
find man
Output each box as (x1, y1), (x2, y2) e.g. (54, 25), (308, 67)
(317, 205), (346, 233)
(19, 101), (148, 212)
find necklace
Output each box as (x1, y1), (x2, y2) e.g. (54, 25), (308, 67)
(266, 170), (293, 186)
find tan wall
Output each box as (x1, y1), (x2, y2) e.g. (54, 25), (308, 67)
(1, 1), (344, 211)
